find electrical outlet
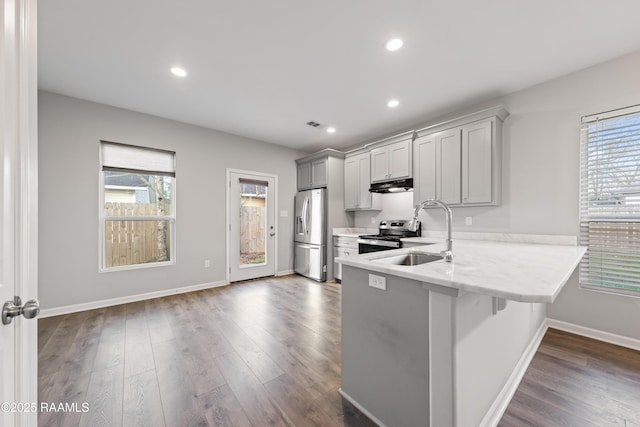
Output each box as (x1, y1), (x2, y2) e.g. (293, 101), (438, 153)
(371, 217), (376, 224)
(204, 260), (210, 268)
(368, 274), (387, 291)
(465, 216), (473, 226)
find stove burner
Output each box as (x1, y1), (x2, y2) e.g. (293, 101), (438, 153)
(357, 219), (421, 253)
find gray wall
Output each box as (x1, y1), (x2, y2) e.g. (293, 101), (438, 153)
(40, 48), (640, 338)
(354, 50), (640, 340)
(39, 91), (305, 310)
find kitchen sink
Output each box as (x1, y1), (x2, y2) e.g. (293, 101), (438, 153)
(375, 251), (444, 266)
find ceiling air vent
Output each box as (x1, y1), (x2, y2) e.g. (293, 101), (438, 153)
(306, 121), (321, 128)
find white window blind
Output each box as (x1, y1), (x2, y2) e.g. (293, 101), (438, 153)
(101, 141), (175, 176)
(579, 106), (640, 296)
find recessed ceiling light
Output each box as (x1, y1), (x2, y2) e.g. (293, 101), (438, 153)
(326, 127), (336, 134)
(170, 67), (187, 77)
(385, 38), (403, 51)
(387, 99), (400, 108)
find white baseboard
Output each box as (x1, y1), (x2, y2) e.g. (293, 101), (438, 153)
(547, 318), (640, 352)
(338, 388), (387, 427)
(39, 280), (228, 318)
(480, 321), (548, 427)
(276, 269), (294, 276)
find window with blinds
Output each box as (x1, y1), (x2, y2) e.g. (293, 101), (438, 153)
(99, 141), (176, 271)
(579, 106), (640, 296)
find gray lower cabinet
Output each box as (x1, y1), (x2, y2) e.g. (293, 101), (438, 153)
(333, 236), (358, 280)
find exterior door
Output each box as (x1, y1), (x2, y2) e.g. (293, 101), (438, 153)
(1, 0), (39, 425)
(227, 170), (277, 282)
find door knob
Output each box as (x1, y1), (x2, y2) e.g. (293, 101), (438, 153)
(2, 296), (40, 325)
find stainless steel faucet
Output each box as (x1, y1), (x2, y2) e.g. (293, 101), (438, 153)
(408, 199), (454, 262)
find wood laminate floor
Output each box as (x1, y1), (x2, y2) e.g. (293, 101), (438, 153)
(499, 328), (640, 427)
(38, 276), (375, 427)
(39, 275), (640, 426)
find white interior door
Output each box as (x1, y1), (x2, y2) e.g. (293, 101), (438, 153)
(227, 170), (277, 282)
(1, 0), (39, 425)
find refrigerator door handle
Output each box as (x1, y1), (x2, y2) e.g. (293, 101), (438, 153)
(303, 196), (310, 236)
(297, 244), (319, 250)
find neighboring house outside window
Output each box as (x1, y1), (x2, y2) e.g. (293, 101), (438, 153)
(99, 141), (176, 271)
(579, 106), (640, 296)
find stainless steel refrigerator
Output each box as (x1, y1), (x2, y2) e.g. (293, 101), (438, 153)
(294, 188), (326, 281)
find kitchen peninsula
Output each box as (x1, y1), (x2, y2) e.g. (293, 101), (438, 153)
(336, 236), (586, 427)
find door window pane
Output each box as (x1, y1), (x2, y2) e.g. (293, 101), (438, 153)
(239, 181), (267, 266)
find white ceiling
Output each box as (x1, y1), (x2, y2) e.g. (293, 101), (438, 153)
(38, 0), (640, 152)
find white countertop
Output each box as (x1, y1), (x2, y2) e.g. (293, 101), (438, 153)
(333, 227), (376, 238)
(336, 239), (586, 303)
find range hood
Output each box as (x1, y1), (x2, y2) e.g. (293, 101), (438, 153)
(369, 178), (414, 193)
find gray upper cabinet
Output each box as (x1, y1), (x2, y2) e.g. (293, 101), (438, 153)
(370, 139), (412, 183)
(344, 151), (380, 211)
(297, 158), (327, 190)
(413, 133), (437, 202)
(462, 120), (493, 204)
(297, 161), (312, 189)
(413, 107), (508, 207)
(311, 158), (328, 188)
(437, 128), (462, 205)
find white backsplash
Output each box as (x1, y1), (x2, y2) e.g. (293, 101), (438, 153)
(352, 191), (578, 242)
(353, 192), (415, 227)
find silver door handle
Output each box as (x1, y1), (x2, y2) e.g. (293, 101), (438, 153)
(2, 296), (40, 325)
(304, 197), (310, 235)
(298, 244), (319, 250)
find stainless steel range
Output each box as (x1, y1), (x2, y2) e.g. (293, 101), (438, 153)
(357, 220), (421, 253)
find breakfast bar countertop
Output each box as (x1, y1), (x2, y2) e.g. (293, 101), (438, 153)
(336, 238), (586, 303)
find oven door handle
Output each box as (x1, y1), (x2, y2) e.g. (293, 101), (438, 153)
(357, 239), (401, 248)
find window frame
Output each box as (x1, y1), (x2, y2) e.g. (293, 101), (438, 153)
(579, 105), (640, 297)
(98, 141), (176, 272)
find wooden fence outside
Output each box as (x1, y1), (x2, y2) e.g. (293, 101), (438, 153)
(104, 202), (170, 268)
(240, 205), (266, 253)
(240, 198), (266, 262)
(104, 199), (263, 268)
